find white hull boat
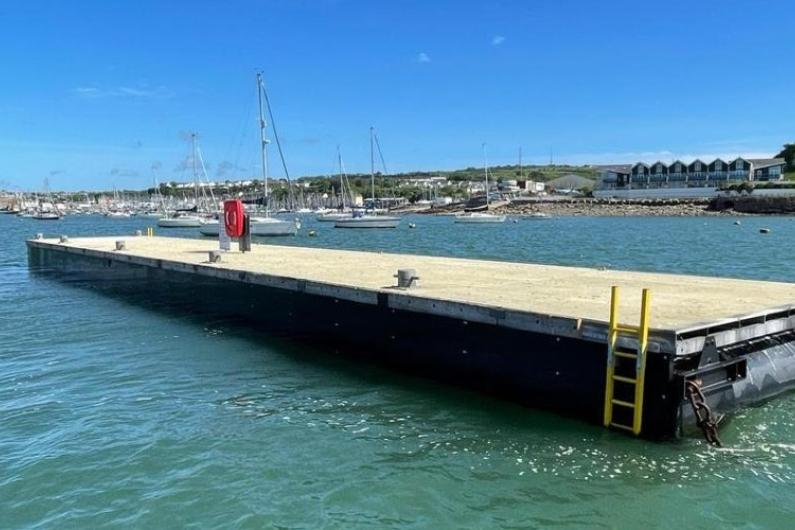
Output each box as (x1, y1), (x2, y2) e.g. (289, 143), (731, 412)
(198, 219), (220, 236)
(454, 212), (506, 224)
(334, 215), (401, 229)
(454, 145), (505, 224)
(316, 212), (353, 222)
(32, 212), (61, 220)
(200, 217), (299, 237)
(522, 212), (550, 219)
(250, 217), (299, 236)
(158, 215), (203, 228)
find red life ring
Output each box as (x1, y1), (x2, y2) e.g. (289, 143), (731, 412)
(224, 200), (245, 237)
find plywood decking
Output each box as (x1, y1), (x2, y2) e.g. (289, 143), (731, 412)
(34, 236), (795, 333)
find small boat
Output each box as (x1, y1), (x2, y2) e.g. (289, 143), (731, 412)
(522, 212), (550, 219)
(0, 208), (21, 215)
(454, 212), (506, 224)
(319, 147), (356, 222)
(334, 128), (401, 229)
(198, 219), (220, 236)
(454, 144), (505, 224)
(316, 211), (353, 222)
(199, 217), (299, 236)
(335, 215), (401, 229)
(250, 217), (300, 236)
(32, 211), (61, 220)
(157, 214), (203, 228)
(105, 211), (131, 218)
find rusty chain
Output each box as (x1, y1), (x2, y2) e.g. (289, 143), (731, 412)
(685, 379), (723, 447)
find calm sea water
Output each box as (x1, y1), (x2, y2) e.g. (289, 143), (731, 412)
(2, 213), (794, 529)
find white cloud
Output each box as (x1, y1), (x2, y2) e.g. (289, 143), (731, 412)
(71, 85), (172, 99)
(73, 87), (101, 97)
(417, 52), (431, 63)
(492, 35), (505, 46)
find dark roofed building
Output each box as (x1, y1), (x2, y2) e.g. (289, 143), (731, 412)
(748, 158), (786, 181)
(594, 156), (787, 198)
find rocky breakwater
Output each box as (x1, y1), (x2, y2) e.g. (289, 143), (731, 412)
(495, 198), (719, 217)
(709, 195), (795, 214)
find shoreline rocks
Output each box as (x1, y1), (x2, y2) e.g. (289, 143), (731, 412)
(415, 197), (795, 217)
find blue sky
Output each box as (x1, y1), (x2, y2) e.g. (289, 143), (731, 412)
(0, 0), (792, 191)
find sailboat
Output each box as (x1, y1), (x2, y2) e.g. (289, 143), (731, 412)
(158, 134), (203, 228)
(317, 147), (354, 222)
(455, 143), (506, 224)
(32, 210), (61, 220)
(32, 179), (62, 220)
(249, 72), (298, 236)
(200, 73), (298, 237)
(334, 127), (401, 229)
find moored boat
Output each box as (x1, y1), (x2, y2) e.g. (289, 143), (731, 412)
(334, 127), (401, 229)
(250, 216), (300, 236)
(334, 215), (400, 228)
(199, 217), (300, 236)
(317, 211), (353, 222)
(454, 143), (505, 224)
(105, 211), (131, 218)
(198, 219), (220, 236)
(32, 211), (61, 220)
(158, 214), (203, 228)
(454, 212), (507, 224)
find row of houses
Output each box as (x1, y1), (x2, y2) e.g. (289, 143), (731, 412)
(594, 157), (786, 199)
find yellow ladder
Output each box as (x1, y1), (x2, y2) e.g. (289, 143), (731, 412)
(603, 286), (651, 435)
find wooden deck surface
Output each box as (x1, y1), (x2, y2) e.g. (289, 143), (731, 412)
(42, 236), (795, 331)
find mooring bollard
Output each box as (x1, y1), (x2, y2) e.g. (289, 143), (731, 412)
(35, 233), (43, 240)
(115, 240), (126, 251)
(135, 230), (143, 236)
(395, 268), (420, 289)
(208, 250), (222, 263)
(59, 235), (69, 243)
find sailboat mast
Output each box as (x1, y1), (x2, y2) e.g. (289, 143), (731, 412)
(191, 133), (199, 207)
(256, 72), (270, 214)
(337, 145), (345, 209)
(369, 126), (375, 209)
(482, 143), (489, 208)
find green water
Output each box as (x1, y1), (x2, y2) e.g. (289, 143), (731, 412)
(1, 214), (794, 528)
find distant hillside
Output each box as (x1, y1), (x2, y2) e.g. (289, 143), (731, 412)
(545, 174), (595, 190)
(297, 164), (598, 184)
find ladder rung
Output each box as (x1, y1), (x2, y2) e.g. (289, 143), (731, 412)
(611, 399), (636, 408)
(610, 422), (635, 432)
(614, 351), (637, 359)
(612, 375), (637, 384)
(615, 325), (639, 334)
